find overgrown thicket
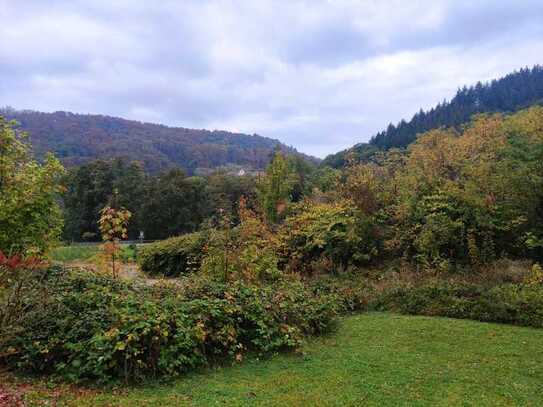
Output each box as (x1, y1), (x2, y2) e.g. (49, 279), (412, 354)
(1, 266), (338, 382)
(340, 107), (543, 268)
(277, 202), (378, 274)
(374, 280), (543, 327)
(136, 107), (543, 338)
(142, 107), (543, 278)
(310, 261), (543, 328)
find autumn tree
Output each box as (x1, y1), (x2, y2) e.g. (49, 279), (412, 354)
(98, 205), (131, 278)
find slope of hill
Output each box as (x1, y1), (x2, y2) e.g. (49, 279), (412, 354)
(323, 65), (543, 167)
(0, 109), (317, 174)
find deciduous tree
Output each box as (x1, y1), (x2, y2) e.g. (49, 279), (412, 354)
(0, 116), (65, 255)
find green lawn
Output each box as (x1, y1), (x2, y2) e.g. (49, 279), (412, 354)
(49, 244), (101, 262)
(49, 244), (138, 263)
(64, 313), (543, 406)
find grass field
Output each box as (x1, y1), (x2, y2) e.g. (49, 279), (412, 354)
(48, 244), (101, 262)
(48, 313), (542, 406)
(49, 244), (137, 263)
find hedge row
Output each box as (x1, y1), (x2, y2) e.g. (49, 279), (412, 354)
(311, 275), (543, 329)
(374, 282), (543, 328)
(1, 267), (338, 382)
(138, 232), (205, 277)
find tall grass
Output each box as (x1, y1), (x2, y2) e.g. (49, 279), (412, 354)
(49, 245), (101, 262)
(49, 244), (139, 263)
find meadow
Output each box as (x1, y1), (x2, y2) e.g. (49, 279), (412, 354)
(49, 244), (139, 265)
(49, 244), (101, 262)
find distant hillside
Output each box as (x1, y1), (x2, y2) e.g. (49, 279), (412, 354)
(323, 65), (543, 167)
(0, 109), (317, 173)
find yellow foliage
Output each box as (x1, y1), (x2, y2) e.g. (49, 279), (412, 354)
(525, 263), (543, 286)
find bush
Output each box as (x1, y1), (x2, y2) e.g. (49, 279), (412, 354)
(309, 273), (374, 313)
(372, 281), (543, 328)
(1, 266), (339, 382)
(278, 202), (378, 274)
(525, 263), (543, 285)
(200, 200), (282, 283)
(138, 232), (206, 277)
(306, 265), (543, 329)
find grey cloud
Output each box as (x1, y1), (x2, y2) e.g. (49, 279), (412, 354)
(1, 0), (543, 157)
(280, 18), (371, 66)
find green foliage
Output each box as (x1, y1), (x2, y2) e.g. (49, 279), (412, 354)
(287, 154), (317, 201)
(0, 116), (65, 255)
(322, 142), (381, 168)
(62, 159), (147, 242)
(279, 202), (378, 274)
(336, 107), (543, 267)
(0, 252), (47, 337)
(309, 273), (373, 313)
(374, 282), (543, 328)
(199, 227), (234, 282)
(524, 232), (543, 253)
(200, 198), (281, 283)
(140, 170), (212, 239)
(2, 267), (338, 382)
(138, 232), (206, 277)
(206, 171), (257, 224)
(61, 160), (264, 242)
(257, 151), (297, 224)
(308, 166), (340, 193)
(52, 313), (543, 406)
(305, 267), (543, 329)
(411, 196), (467, 271)
(139, 198), (281, 282)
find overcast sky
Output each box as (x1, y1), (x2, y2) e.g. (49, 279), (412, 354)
(1, 1), (543, 157)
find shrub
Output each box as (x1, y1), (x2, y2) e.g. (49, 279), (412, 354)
(0, 252), (48, 335)
(525, 263), (543, 285)
(138, 232), (206, 277)
(2, 266), (339, 382)
(306, 264), (543, 329)
(278, 202), (378, 274)
(200, 198), (281, 283)
(309, 273), (373, 313)
(372, 281), (543, 328)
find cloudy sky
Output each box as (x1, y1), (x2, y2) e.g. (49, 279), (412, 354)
(1, 1), (543, 157)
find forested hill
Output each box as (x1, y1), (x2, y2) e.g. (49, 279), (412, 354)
(0, 109), (317, 174)
(323, 65), (543, 168)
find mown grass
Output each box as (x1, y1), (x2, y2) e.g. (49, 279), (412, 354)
(61, 313), (543, 406)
